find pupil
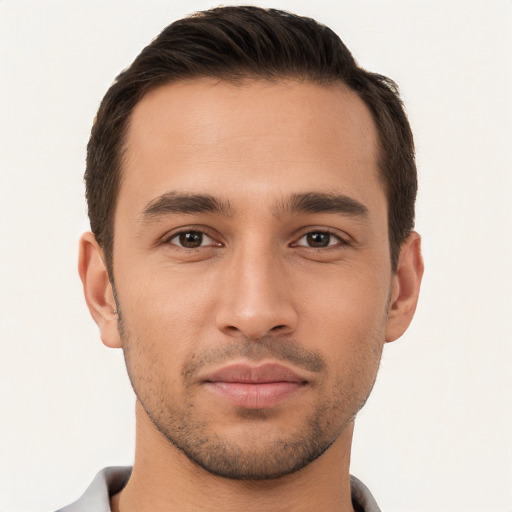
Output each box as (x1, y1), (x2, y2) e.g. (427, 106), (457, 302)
(307, 232), (330, 247)
(180, 231), (203, 248)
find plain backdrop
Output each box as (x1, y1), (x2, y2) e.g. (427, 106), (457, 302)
(0, 1), (511, 511)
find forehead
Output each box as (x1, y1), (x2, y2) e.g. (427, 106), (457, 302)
(120, 78), (383, 213)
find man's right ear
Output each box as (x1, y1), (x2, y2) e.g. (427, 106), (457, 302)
(78, 232), (122, 349)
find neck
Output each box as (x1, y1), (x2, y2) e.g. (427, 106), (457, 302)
(112, 401), (356, 512)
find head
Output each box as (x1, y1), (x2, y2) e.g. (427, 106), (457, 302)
(79, 6), (423, 481)
(85, 5), (416, 277)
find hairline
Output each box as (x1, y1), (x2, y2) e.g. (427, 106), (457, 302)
(105, 74), (394, 280)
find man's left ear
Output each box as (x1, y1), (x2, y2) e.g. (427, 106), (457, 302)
(385, 231), (424, 343)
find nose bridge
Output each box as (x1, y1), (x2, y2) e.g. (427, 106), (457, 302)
(216, 235), (297, 338)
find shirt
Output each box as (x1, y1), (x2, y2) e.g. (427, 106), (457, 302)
(56, 466), (381, 512)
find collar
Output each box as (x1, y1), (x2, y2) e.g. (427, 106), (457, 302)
(57, 467), (381, 512)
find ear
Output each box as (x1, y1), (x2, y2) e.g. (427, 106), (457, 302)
(385, 231), (424, 343)
(78, 232), (122, 349)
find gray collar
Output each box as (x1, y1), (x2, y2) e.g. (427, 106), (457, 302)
(56, 467), (131, 512)
(350, 475), (382, 512)
(57, 467), (381, 512)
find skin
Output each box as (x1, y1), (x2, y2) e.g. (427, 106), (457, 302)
(79, 78), (423, 512)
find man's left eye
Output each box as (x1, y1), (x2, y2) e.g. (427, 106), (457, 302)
(294, 231), (343, 248)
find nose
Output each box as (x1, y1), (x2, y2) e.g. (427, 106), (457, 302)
(215, 245), (299, 339)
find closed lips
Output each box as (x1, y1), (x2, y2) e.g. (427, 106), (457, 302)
(202, 363), (309, 408)
(203, 363), (308, 384)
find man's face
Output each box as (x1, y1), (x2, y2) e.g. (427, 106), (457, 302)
(111, 78), (395, 479)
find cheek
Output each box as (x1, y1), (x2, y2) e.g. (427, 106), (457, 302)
(115, 268), (219, 379)
(299, 261), (391, 329)
(120, 263), (217, 327)
(313, 292), (386, 408)
(298, 264), (390, 366)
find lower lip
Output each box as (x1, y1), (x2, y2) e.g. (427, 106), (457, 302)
(205, 381), (305, 408)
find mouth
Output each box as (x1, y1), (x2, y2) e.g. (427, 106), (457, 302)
(202, 363), (308, 409)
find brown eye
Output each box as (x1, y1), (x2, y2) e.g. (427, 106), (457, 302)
(296, 231), (341, 248)
(179, 231), (203, 248)
(169, 230), (214, 248)
(307, 232), (330, 247)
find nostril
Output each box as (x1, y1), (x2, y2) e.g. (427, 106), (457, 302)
(271, 325), (287, 331)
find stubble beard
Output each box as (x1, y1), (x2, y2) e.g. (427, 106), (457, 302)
(115, 299), (384, 481)
(138, 393), (350, 480)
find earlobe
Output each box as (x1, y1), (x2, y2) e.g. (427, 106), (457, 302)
(385, 231), (424, 343)
(78, 232), (122, 349)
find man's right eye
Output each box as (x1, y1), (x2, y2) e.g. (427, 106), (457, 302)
(166, 230), (219, 249)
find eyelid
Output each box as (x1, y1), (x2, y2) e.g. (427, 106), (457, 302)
(290, 228), (350, 248)
(162, 226), (223, 247)
(169, 232), (215, 248)
(159, 225), (351, 249)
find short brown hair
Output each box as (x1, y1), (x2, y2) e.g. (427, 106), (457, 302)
(86, 6), (416, 274)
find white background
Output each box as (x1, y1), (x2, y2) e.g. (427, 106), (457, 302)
(0, 1), (511, 511)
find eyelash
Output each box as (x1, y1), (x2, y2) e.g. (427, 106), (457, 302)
(292, 230), (347, 249)
(162, 227), (348, 250)
(163, 228), (221, 249)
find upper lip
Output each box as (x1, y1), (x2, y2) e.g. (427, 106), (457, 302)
(203, 363), (308, 384)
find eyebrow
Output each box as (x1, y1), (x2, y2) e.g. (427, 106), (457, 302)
(139, 190), (369, 224)
(140, 192), (233, 223)
(276, 192), (369, 219)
